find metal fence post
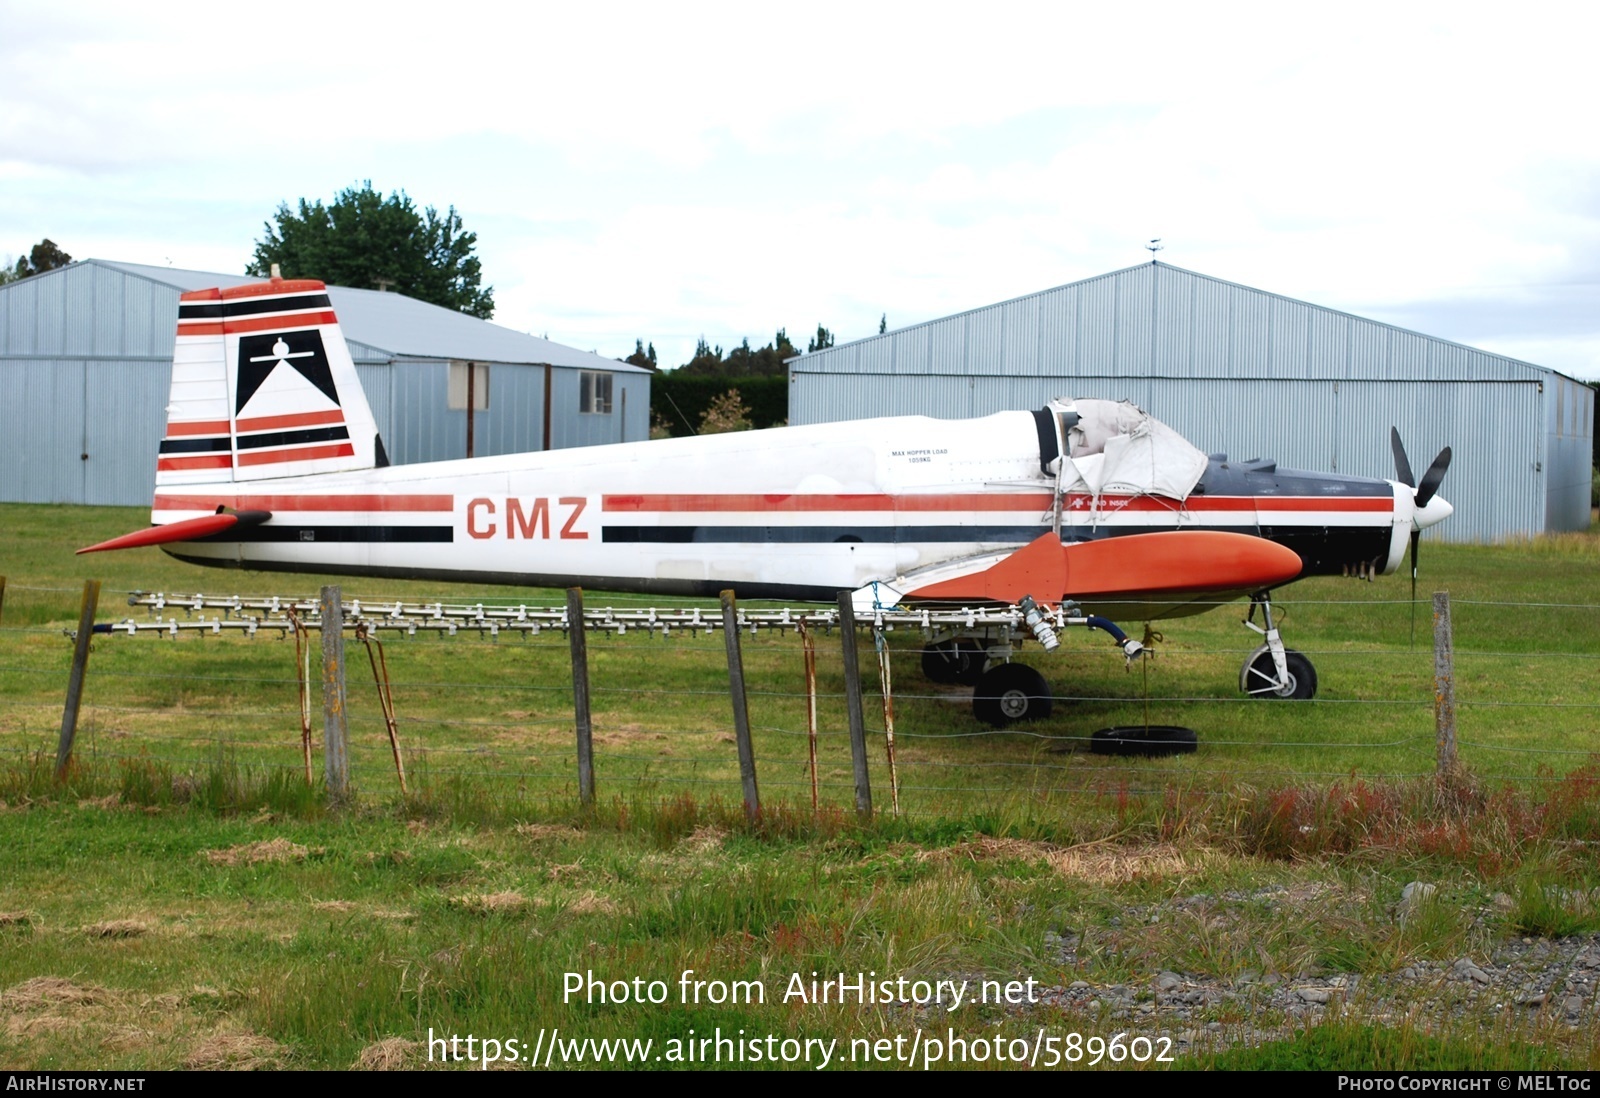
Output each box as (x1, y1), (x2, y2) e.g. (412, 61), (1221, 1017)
(55, 579), (100, 780)
(321, 585), (350, 800)
(836, 592), (873, 821)
(875, 633), (901, 816)
(567, 588), (595, 807)
(721, 590), (760, 823)
(1433, 591), (1459, 780)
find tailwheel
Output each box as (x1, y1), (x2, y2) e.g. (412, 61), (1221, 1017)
(1241, 648), (1317, 700)
(921, 639), (985, 686)
(972, 662), (1053, 727)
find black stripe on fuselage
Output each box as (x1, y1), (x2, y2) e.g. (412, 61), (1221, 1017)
(602, 524), (1049, 544)
(193, 525), (453, 544)
(158, 436), (231, 454)
(235, 425), (350, 450)
(178, 294), (332, 320)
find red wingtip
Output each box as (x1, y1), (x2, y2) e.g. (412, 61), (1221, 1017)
(77, 513), (241, 554)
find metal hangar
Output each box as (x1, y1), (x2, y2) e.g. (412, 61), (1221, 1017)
(789, 262), (1593, 542)
(0, 259), (651, 507)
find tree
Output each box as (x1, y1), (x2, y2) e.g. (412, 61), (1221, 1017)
(1, 238), (73, 283)
(698, 389), (754, 434)
(247, 183), (494, 318)
(624, 339), (658, 371)
(807, 324), (835, 353)
(678, 329), (800, 378)
(879, 313), (887, 335)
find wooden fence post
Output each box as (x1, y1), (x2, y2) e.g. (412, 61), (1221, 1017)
(567, 588), (595, 807)
(836, 592), (873, 821)
(321, 585), (350, 800)
(55, 579), (100, 780)
(799, 620), (819, 817)
(0, 574), (7, 625)
(721, 590), (760, 823)
(1433, 591), (1459, 781)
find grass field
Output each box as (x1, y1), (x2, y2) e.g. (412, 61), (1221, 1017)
(2, 502), (1599, 1070)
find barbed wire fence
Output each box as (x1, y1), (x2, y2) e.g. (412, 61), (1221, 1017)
(1, 575), (1597, 817)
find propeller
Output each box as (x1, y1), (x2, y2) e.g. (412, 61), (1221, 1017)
(1390, 428), (1453, 644)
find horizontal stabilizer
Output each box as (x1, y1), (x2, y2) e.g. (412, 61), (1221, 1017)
(77, 510), (270, 554)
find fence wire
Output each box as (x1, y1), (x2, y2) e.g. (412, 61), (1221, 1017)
(2, 585), (1597, 815)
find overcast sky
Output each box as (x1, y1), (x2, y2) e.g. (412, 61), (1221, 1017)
(3, 2), (1596, 378)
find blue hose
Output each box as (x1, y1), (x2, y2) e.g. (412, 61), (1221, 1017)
(1084, 615), (1129, 645)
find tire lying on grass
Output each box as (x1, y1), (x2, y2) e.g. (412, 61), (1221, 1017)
(1089, 725), (1198, 757)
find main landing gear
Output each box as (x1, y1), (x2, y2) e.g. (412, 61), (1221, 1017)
(1239, 591), (1317, 700)
(922, 638), (1057, 727)
(923, 638), (1054, 726)
(921, 601), (1146, 728)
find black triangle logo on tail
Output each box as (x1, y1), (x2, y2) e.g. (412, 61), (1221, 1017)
(236, 330), (341, 413)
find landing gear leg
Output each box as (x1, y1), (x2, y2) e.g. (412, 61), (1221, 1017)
(1240, 592), (1317, 700)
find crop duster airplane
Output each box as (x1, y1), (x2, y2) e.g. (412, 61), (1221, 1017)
(82, 274), (1454, 726)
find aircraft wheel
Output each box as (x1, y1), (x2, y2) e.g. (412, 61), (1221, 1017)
(921, 640), (985, 686)
(1241, 649), (1317, 700)
(973, 663), (1053, 727)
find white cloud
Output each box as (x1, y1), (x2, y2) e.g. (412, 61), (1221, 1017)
(2, 1), (1597, 376)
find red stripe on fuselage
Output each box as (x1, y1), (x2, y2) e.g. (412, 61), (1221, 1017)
(154, 493), (453, 514)
(234, 442), (354, 467)
(604, 493), (1056, 512)
(603, 493), (1393, 513)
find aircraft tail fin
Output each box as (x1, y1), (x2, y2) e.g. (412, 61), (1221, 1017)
(157, 275), (382, 487)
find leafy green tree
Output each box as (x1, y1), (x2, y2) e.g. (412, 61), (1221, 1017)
(1, 238), (73, 283)
(678, 329), (800, 378)
(624, 339), (658, 370)
(698, 389), (754, 433)
(247, 183), (494, 318)
(807, 324), (834, 353)
(879, 313), (887, 335)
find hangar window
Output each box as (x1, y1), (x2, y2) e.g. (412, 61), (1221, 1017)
(580, 371), (613, 414)
(448, 361), (489, 410)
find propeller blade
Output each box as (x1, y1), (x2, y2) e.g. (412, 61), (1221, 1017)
(1414, 446), (1452, 508)
(1390, 427), (1415, 488)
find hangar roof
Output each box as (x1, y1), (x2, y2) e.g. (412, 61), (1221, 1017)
(791, 261), (1566, 385)
(85, 259), (644, 373)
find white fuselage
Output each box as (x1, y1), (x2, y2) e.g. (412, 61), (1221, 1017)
(153, 411), (1421, 601)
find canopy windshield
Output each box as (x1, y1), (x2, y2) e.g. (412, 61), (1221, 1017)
(1048, 398), (1208, 501)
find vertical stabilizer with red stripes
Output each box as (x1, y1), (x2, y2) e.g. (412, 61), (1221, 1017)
(157, 276), (380, 487)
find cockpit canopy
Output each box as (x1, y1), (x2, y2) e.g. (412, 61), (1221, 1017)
(1035, 398), (1208, 501)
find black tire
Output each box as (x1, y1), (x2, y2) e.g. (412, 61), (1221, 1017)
(1090, 725), (1199, 757)
(1242, 649), (1317, 700)
(921, 640), (985, 686)
(972, 663), (1053, 727)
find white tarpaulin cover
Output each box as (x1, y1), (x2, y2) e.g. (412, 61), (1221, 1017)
(1055, 399), (1208, 502)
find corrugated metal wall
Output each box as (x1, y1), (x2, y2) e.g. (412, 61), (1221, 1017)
(1545, 375), (1596, 533)
(376, 359), (648, 465)
(1, 264), (654, 506)
(792, 263), (1591, 540)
